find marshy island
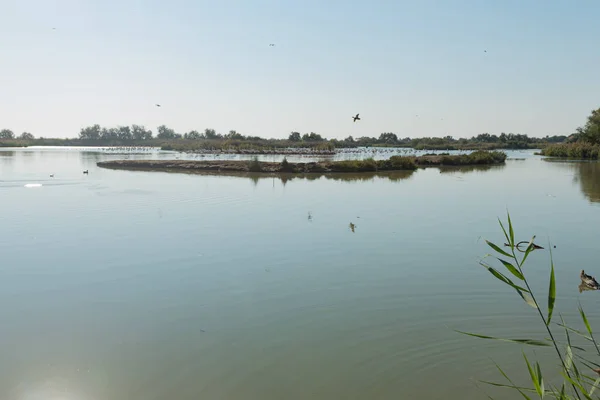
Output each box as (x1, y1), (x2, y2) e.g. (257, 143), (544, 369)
(97, 150), (507, 174)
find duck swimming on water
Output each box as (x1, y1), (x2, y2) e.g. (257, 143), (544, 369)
(580, 270), (600, 289)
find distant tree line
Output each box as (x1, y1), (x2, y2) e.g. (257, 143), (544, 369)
(329, 132), (567, 149)
(1, 123), (570, 150)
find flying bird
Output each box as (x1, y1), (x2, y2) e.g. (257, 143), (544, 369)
(352, 113), (360, 122)
(269, 43), (275, 47)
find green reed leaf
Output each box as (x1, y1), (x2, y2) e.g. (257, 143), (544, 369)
(480, 380), (536, 393)
(498, 258), (524, 280)
(579, 305), (593, 336)
(566, 345), (573, 373)
(498, 217), (512, 247)
(560, 370), (591, 399)
(486, 240), (514, 258)
(589, 377), (600, 397)
(524, 352), (543, 398)
(492, 361), (534, 400)
(456, 330), (551, 346)
(557, 323), (593, 342)
(521, 236), (537, 266)
(547, 255), (556, 326)
(536, 361), (545, 398)
(507, 212), (515, 248)
(480, 262), (529, 293)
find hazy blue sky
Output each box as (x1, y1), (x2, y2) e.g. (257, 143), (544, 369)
(1, 0), (599, 139)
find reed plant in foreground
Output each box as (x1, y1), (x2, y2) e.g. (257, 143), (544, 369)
(460, 212), (600, 399)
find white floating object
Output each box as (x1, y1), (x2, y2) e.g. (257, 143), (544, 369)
(24, 183), (42, 188)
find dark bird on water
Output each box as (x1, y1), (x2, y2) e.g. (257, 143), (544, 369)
(156, 104), (161, 107)
(50, 174), (54, 178)
(83, 170), (89, 174)
(352, 113), (360, 122)
(581, 270), (600, 289)
(269, 44), (275, 46)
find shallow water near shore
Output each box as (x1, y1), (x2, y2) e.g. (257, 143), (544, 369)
(1, 147), (600, 400)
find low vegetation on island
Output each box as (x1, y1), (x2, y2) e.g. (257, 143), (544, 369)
(97, 150), (506, 174)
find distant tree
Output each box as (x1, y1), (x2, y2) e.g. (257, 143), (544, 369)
(378, 132), (398, 144)
(301, 132), (324, 141)
(204, 128), (220, 139)
(356, 136), (375, 145)
(101, 127), (119, 140)
(543, 135), (567, 143)
(19, 131), (34, 140)
(0, 129), (15, 139)
(79, 124), (101, 140)
(280, 156), (293, 172)
(226, 130), (244, 140)
(132, 125), (153, 140)
(117, 126), (133, 140)
(157, 125), (178, 139)
(184, 130), (204, 139)
(474, 133), (493, 143)
(288, 131), (301, 142)
(576, 108), (600, 145)
(344, 135), (355, 143)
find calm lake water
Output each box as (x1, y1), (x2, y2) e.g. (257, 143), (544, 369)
(1, 147), (600, 400)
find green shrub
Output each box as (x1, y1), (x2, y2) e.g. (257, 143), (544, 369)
(542, 143), (600, 159)
(379, 156), (417, 170)
(280, 157), (293, 172)
(248, 156), (262, 172)
(332, 160), (377, 172)
(439, 150), (506, 165)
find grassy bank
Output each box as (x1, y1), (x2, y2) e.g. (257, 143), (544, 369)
(541, 142), (600, 159)
(0, 141), (27, 147)
(1, 136), (552, 152)
(97, 150), (506, 174)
